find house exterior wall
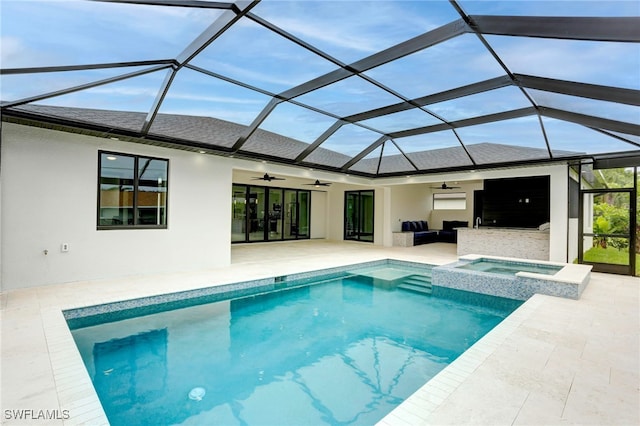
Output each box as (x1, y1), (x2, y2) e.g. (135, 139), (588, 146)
(1, 123), (574, 291)
(1, 123), (232, 290)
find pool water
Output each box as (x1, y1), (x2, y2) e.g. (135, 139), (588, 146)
(456, 259), (563, 276)
(70, 267), (521, 426)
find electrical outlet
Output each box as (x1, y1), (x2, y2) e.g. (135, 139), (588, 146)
(61, 243), (69, 253)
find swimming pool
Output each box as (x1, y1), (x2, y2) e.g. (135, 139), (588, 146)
(67, 262), (521, 425)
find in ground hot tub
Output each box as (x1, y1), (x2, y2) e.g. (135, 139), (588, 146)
(432, 254), (592, 300)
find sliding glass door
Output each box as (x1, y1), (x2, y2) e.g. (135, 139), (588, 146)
(232, 184), (310, 243)
(345, 190), (374, 242)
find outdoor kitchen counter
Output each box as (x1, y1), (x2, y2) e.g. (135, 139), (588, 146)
(457, 227), (550, 260)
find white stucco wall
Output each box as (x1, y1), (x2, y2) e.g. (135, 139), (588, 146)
(1, 123), (232, 290)
(1, 122), (576, 291)
(310, 191), (327, 239)
(388, 184), (431, 232)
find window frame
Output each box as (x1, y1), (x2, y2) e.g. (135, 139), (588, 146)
(433, 192), (467, 210)
(97, 150), (169, 230)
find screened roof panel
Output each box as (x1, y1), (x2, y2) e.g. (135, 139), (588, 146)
(358, 109), (442, 133)
(408, 146), (474, 171)
(304, 147), (352, 169)
(252, 0), (460, 64)
(528, 90), (640, 125)
(26, 70), (169, 113)
(189, 17), (338, 93)
(461, 0), (640, 17)
(313, 124), (382, 157)
(394, 131), (462, 154)
(542, 117), (639, 156)
(157, 68), (271, 126)
(487, 36), (640, 90)
(2, 0), (638, 178)
(428, 86), (531, 122)
(0, 66), (154, 103)
(241, 128), (309, 159)
(456, 116), (549, 152)
(254, 102), (338, 144)
(364, 34), (507, 100)
(1, 1), (223, 68)
(466, 141), (550, 164)
(348, 145), (383, 174)
(609, 131), (640, 146)
(377, 142), (416, 174)
(292, 75), (401, 117)
(395, 131), (474, 170)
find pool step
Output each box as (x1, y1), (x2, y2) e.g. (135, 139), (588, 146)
(397, 274), (433, 295)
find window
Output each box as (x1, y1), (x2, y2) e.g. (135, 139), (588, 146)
(433, 192), (466, 210)
(98, 151), (168, 229)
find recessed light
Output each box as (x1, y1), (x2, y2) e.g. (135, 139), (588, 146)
(199, 150), (206, 154)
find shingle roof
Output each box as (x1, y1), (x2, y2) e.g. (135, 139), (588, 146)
(11, 103), (583, 175)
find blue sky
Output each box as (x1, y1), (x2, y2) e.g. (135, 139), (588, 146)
(1, 0), (639, 162)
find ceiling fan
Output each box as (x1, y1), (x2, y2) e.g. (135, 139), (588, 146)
(432, 182), (461, 190)
(252, 173), (285, 182)
(303, 179), (332, 187)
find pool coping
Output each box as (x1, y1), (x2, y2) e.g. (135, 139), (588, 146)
(44, 257), (551, 425)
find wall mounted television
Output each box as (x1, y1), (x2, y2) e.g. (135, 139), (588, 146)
(480, 175), (550, 228)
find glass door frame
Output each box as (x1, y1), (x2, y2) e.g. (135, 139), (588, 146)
(344, 190), (375, 243)
(231, 183), (311, 243)
(577, 167), (637, 275)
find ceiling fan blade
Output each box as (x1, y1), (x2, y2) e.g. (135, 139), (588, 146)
(430, 182), (461, 190)
(303, 180), (331, 187)
(251, 173), (285, 181)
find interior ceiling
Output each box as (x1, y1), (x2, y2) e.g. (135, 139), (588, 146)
(1, 0), (639, 178)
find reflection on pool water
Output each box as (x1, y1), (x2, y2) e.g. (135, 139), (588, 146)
(68, 264), (521, 426)
(455, 258), (563, 276)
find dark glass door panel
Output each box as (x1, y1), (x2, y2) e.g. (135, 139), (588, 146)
(345, 192), (359, 240)
(359, 191), (374, 242)
(248, 186), (266, 242)
(298, 191), (310, 238)
(231, 185), (247, 242)
(284, 190), (298, 239)
(268, 189), (283, 241)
